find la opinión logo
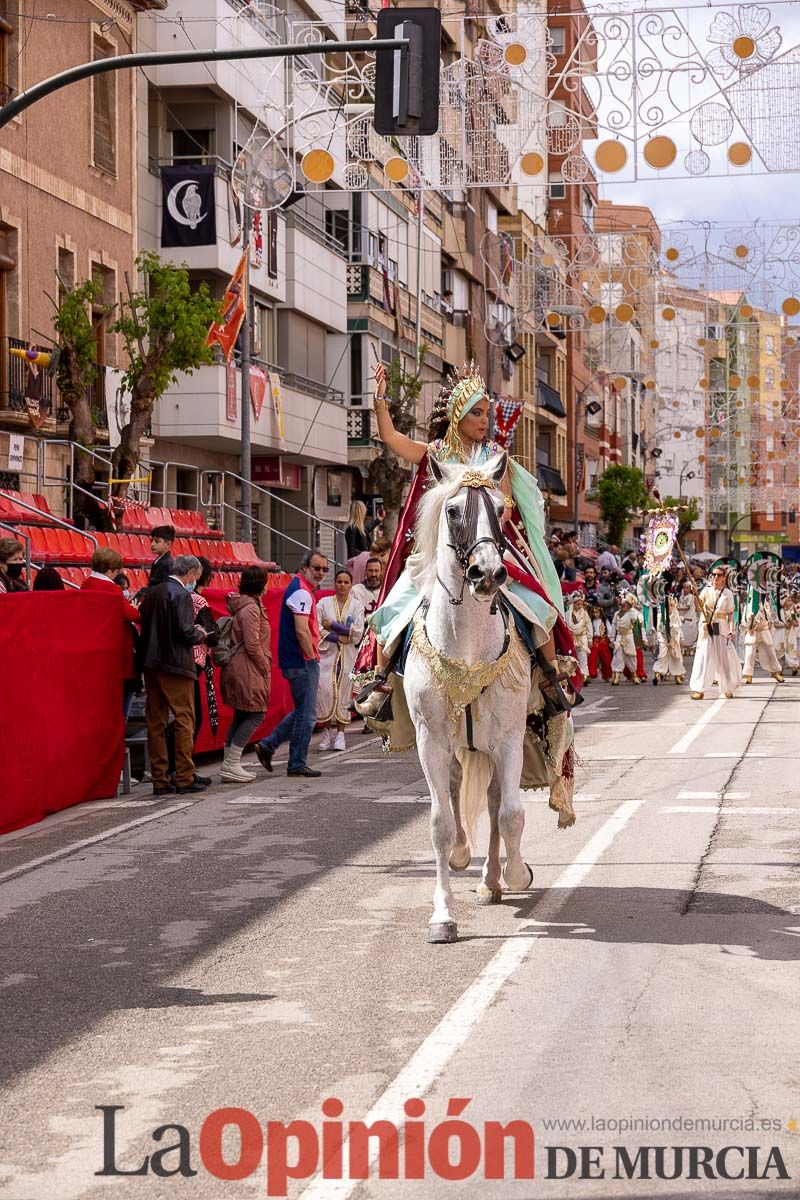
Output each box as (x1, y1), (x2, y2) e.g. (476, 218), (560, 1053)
(96, 1099), (535, 1195)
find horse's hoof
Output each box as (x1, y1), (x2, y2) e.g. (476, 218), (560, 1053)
(449, 844), (471, 871)
(525, 863), (534, 890)
(476, 886), (502, 905)
(427, 921), (458, 944)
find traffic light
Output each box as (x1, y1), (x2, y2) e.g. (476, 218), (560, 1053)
(373, 7), (441, 137)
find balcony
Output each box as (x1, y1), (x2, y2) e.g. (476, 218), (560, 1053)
(284, 214), (347, 333)
(151, 360), (348, 463)
(537, 380), (567, 419)
(0, 337), (63, 423)
(150, 159), (287, 302)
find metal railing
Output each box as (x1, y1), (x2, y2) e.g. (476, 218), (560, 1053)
(147, 153), (233, 180)
(200, 469), (346, 567)
(0, 490), (98, 551)
(285, 210), (348, 260)
(1, 336), (60, 418)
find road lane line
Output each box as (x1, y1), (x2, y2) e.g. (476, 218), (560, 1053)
(299, 799), (643, 1200)
(677, 790), (751, 800)
(0, 804), (194, 886)
(668, 696), (726, 754)
(704, 751), (766, 758)
(663, 806), (797, 815)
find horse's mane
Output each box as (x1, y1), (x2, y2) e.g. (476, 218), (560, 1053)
(409, 456), (491, 598)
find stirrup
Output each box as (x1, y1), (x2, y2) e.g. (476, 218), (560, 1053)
(354, 672), (390, 706)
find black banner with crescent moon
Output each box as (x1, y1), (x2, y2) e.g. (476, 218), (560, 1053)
(160, 166), (216, 247)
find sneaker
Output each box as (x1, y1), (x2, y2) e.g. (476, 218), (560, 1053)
(194, 773), (213, 786)
(176, 781), (209, 795)
(333, 730), (346, 751)
(255, 743), (274, 773)
(152, 784), (175, 797)
(319, 728), (332, 752)
(287, 766), (322, 778)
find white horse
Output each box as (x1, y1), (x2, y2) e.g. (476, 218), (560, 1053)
(403, 451), (535, 944)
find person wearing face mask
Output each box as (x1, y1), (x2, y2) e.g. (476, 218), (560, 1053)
(137, 554), (207, 796)
(0, 539), (28, 593)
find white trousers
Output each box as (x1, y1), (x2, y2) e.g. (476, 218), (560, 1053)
(611, 644), (637, 674)
(742, 637), (782, 677)
(575, 645), (589, 676)
(654, 635), (684, 678)
(690, 635), (742, 696)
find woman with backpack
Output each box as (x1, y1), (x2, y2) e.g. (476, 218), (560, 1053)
(219, 565), (272, 782)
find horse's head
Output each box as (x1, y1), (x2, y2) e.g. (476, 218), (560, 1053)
(429, 451), (509, 603)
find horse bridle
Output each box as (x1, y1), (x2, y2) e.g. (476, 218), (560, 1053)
(437, 482), (508, 607)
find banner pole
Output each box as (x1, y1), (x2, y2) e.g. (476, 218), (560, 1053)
(240, 209), (252, 544)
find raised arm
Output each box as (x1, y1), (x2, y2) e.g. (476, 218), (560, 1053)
(372, 362), (426, 465)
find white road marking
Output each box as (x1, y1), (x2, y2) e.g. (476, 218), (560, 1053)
(372, 795), (428, 805)
(271, 736), (381, 770)
(587, 755), (641, 761)
(704, 751), (766, 758)
(668, 696), (727, 755)
(573, 792), (599, 802)
(677, 790), (751, 800)
(663, 806), (797, 815)
(298, 799), (643, 1200)
(0, 804), (194, 886)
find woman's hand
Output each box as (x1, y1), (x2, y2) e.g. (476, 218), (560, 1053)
(374, 361), (387, 398)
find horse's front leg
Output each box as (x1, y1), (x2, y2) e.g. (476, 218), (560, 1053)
(495, 739), (534, 893)
(449, 757), (471, 871)
(418, 732), (459, 943)
(476, 773), (502, 905)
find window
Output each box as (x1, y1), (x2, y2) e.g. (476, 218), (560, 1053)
(582, 189), (595, 230)
(172, 128), (212, 166)
(57, 246), (75, 302)
(766, 367), (775, 387)
(548, 170), (565, 200)
(549, 26), (566, 56)
(252, 301), (274, 364)
(0, 10), (18, 103)
(92, 34), (117, 175)
(325, 209), (349, 255)
(487, 202), (498, 233)
(765, 334), (775, 356)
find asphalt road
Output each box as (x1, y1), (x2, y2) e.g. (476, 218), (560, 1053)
(0, 675), (798, 1199)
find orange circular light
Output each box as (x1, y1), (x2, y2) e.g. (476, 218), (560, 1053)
(711, 427), (722, 438)
(787, 336), (796, 347)
(504, 42), (528, 66)
(728, 143), (752, 167)
(615, 303), (634, 322)
(595, 140), (628, 173)
(734, 245), (749, 259)
(729, 373), (741, 388)
(385, 155), (409, 183)
(644, 136), (677, 169)
(662, 306), (676, 321)
(650, 339), (659, 349)
(541, 253), (554, 267)
(587, 304), (607, 324)
(740, 304), (753, 318)
(698, 454), (706, 464)
(301, 148), (335, 183)
(733, 35), (756, 59)
(747, 374), (759, 388)
(665, 247), (680, 262)
(783, 297), (800, 317)
(547, 312), (561, 327)
(696, 428), (706, 438)
(645, 378), (656, 390)
(781, 379), (790, 390)
(520, 152), (545, 176)
(698, 337), (707, 346)
(614, 376), (628, 390)
(674, 430), (682, 439)
(699, 377), (710, 389)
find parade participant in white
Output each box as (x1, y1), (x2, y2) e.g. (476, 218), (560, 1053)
(653, 592), (685, 684)
(782, 594), (800, 675)
(316, 570), (365, 751)
(742, 598), (784, 684)
(690, 566), (742, 699)
(611, 595), (640, 685)
(566, 591), (592, 679)
(677, 580), (698, 651)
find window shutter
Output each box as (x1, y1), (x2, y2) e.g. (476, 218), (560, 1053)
(93, 36), (116, 175)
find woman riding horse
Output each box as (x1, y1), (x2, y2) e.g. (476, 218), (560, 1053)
(355, 362), (578, 821)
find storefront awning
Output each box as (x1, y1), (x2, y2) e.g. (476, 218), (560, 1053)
(537, 464), (567, 496)
(537, 380), (566, 418)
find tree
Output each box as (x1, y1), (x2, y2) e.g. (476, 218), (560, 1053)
(51, 278), (113, 524)
(592, 465), (648, 545)
(652, 494), (701, 546)
(366, 350), (427, 540)
(111, 252), (220, 497)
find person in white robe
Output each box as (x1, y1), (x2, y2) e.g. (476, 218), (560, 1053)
(677, 580), (699, 652)
(690, 567), (742, 699)
(653, 593), (685, 684)
(782, 594), (800, 675)
(741, 598), (785, 684)
(566, 591), (592, 680)
(317, 570), (365, 751)
(611, 595), (640, 685)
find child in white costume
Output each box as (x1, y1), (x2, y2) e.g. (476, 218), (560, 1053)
(566, 591), (592, 680)
(741, 599), (785, 684)
(611, 595), (640, 685)
(653, 593), (685, 684)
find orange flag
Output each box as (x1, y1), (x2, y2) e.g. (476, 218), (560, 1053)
(207, 251), (248, 361)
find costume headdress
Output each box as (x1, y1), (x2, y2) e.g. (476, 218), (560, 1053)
(744, 550), (782, 621)
(441, 361), (487, 460)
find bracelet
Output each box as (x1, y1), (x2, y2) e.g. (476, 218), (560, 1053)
(503, 494), (513, 510)
(373, 396), (389, 414)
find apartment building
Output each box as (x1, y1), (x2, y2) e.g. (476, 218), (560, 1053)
(0, 0), (161, 514)
(546, 0), (601, 541)
(135, 0), (350, 567)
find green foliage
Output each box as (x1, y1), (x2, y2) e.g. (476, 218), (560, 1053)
(593, 465), (648, 545)
(112, 251), (221, 404)
(51, 278), (105, 406)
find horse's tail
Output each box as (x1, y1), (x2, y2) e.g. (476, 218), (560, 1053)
(455, 748), (493, 849)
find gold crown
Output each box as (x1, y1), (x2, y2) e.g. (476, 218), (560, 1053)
(446, 361), (486, 421)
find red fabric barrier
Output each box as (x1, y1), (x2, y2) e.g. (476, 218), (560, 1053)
(194, 587), (294, 754)
(0, 593), (128, 833)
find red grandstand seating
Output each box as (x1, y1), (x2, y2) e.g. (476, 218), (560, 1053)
(0, 491), (51, 525)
